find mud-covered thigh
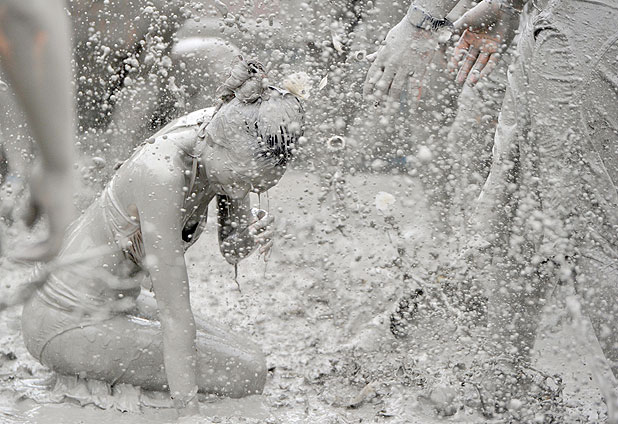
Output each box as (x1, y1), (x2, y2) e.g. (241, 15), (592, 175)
(40, 314), (167, 390)
(38, 311), (267, 397)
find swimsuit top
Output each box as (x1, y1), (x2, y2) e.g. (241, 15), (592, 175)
(36, 108), (216, 314)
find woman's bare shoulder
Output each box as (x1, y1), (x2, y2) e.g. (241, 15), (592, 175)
(113, 141), (186, 206)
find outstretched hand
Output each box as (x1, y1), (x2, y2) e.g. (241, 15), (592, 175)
(449, 0), (521, 86)
(363, 18), (439, 103)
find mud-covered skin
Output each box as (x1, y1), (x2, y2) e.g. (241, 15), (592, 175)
(0, 0), (188, 260)
(363, 0), (464, 103)
(20, 126), (280, 414)
(450, 0), (521, 86)
(0, 0), (76, 261)
(20, 54), (305, 412)
(0, 1), (238, 193)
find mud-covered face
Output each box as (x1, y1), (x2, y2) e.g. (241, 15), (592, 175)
(201, 142), (285, 199)
(249, 166), (286, 194)
(213, 166), (284, 198)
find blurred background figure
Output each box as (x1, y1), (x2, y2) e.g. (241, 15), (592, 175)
(0, 1), (238, 230)
(0, 0), (77, 261)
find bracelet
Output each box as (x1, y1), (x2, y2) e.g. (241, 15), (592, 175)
(406, 5), (454, 32)
(171, 385), (199, 409)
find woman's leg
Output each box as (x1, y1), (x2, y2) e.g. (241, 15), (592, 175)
(27, 294), (266, 398)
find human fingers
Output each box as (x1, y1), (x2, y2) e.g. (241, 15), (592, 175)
(407, 75), (423, 104)
(406, 48), (435, 104)
(366, 51), (378, 63)
(374, 64), (397, 99)
(254, 215), (274, 232)
(255, 227), (274, 243)
(249, 209), (272, 228)
(363, 49), (385, 97)
(258, 239), (273, 259)
(456, 46), (479, 85)
(467, 51), (490, 86)
(449, 34), (470, 74)
(257, 234), (273, 249)
(478, 52), (501, 81)
(253, 209), (267, 220)
(387, 68), (409, 100)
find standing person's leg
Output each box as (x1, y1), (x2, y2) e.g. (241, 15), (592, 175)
(0, 0), (75, 261)
(0, 85), (34, 224)
(454, 9), (578, 415)
(389, 68), (518, 338)
(483, 0), (618, 409)
(522, 1), (618, 375)
(445, 87), (494, 237)
(444, 53), (510, 242)
(484, 20), (582, 364)
(575, 24), (618, 378)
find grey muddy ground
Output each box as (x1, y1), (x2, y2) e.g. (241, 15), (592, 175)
(0, 169), (612, 423)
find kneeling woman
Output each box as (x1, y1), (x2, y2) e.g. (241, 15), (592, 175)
(21, 59), (305, 416)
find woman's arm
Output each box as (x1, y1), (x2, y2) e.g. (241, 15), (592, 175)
(411, 0), (461, 19)
(217, 195), (274, 264)
(134, 159), (199, 417)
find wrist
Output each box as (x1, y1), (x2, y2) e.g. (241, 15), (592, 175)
(406, 5), (454, 32)
(409, 0), (457, 19)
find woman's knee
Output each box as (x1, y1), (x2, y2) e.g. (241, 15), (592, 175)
(244, 347), (267, 394)
(197, 340), (267, 397)
(229, 347), (267, 397)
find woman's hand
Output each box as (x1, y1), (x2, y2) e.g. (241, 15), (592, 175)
(363, 18), (439, 103)
(218, 196), (275, 263)
(450, 0), (521, 86)
(248, 209), (275, 260)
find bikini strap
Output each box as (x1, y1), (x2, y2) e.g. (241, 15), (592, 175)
(188, 156), (198, 196)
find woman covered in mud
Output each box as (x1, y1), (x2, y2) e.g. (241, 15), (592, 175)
(20, 58), (306, 417)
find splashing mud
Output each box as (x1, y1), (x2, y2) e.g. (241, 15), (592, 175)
(0, 171), (610, 423)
